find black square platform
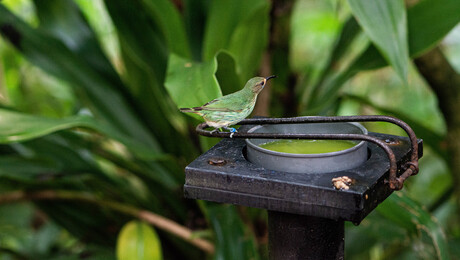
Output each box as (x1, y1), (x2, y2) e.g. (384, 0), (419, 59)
(184, 128), (423, 224)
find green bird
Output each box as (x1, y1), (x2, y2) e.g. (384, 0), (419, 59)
(180, 75), (276, 132)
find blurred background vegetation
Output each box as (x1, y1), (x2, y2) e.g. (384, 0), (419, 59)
(0, 0), (459, 259)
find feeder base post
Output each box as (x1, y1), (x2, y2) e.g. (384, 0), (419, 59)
(268, 211), (344, 260)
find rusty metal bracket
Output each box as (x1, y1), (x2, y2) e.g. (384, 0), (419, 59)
(195, 115), (419, 190)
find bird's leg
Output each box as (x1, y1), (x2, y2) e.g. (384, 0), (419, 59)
(210, 128), (220, 133)
(223, 127), (237, 133)
(222, 127), (237, 138)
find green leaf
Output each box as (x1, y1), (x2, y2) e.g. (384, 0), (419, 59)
(165, 51), (243, 114)
(104, 0), (196, 189)
(300, 17), (362, 110)
(105, 0), (196, 157)
(204, 204), (259, 260)
(202, 0), (263, 60)
(352, 0), (460, 71)
(33, 0), (123, 92)
(116, 221), (163, 260)
(141, 0), (191, 58)
(20, 133), (104, 175)
(38, 200), (125, 246)
(0, 156), (61, 181)
(349, 0), (460, 73)
(408, 0), (460, 57)
(119, 41), (195, 158)
(308, 0), (460, 112)
(34, 222), (61, 255)
(377, 193), (450, 260)
(0, 203), (38, 258)
(342, 94), (445, 156)
(104, 0), (167, 83)
(0, 4), (160, 151)
(325, 17), (362, 72)
(349, 0), (460, 71)
(0, 133), (113, 185)
(216, 51), (241, 95)
(290, 2), (343, 74)
(49, 246), (115, 260)
(183, 0), (208, 60)
(0, 109), (161, 160)
(348, 0), (409, 81)
(345, 214), (408, 258)
(165, 53), (222, 113)
(202, 0), (269, 81)
(226, 1), (270, 81)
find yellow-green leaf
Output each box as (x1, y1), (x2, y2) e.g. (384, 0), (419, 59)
(116, 221), (163, 260)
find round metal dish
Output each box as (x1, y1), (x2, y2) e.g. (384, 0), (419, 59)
(245, 122), (368, 174)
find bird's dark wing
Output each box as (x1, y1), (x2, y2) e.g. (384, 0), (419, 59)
(199, 96), (244, 112)
(200, 107), (243, 112)
(203, 99), (218, 106)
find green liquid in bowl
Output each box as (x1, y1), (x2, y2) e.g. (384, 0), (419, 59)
(259, 139), (358, 154)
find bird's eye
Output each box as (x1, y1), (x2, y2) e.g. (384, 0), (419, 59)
(260, 82), (265, 86)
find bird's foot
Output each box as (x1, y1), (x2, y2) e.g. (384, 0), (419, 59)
(224, 127), (237, 133)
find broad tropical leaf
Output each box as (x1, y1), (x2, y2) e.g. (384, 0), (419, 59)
(216, 51), (241, 95)
(226, 0), (270, 82)
(33, 0), (124, 92)
(165, 53), (222, 113)
(342, 94), (445, 156)
(377, 193), (449, 259)
(141, 0), (191, 58)
(300, 17), (362, 110)
(202, 0), (270, 82)
(205, 204), (259, 260)
(0, 4), (160, 151)
(103, 0), (167, 83)
(348, 0), (409, 81)
(0, 156), (62, 181)
(408, 0), (460, 57)
(0, 109), (160, 160)
(105, 0), (194, 157)
(117, 221), (163, 260)
(307, 0), (460, 112)
(183, 0), (208, 60)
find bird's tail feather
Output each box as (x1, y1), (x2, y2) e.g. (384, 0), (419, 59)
(180, 107), (202, 113)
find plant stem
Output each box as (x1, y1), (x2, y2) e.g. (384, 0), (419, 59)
(0, 190), (215, 254)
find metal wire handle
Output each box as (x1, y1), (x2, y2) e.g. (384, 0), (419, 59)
(196, 115), (419, 190)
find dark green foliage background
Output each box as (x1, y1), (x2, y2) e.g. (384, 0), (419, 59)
(0, 0), (459, 259)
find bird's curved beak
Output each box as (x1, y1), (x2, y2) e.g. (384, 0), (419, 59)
(262, 75), (276, 86)
(265, 75), (276, 81)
